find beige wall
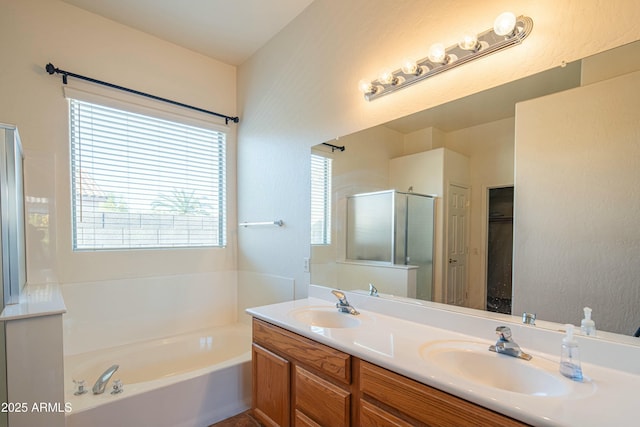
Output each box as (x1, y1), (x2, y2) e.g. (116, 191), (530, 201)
(513, 70), (640, 334)
(237, 0), (640, 300)
(0, 0), (238, 284)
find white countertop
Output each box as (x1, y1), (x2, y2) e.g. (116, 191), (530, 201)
(0, 283), (67, 321)
(247, 292), (639, 427)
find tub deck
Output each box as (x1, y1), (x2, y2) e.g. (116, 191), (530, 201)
(64, 322), (252, 427)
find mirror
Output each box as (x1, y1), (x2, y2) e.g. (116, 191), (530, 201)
(311, 40), (640, 337)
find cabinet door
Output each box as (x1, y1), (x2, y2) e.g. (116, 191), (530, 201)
(252, 343), (290, 427)
(295, 365), (350, 427)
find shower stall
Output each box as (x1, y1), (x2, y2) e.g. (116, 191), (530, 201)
(0, 124), (26, 427)
(346, 190), (435, 300)
(0, 124), (26, 306)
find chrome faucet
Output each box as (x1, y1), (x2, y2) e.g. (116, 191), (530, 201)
(489, 326), (532, 361)
(92, 364), (120, 394)
(331, 290), (359, 315)
(368, 283), (379, 297)
(522, 312), (537, 325)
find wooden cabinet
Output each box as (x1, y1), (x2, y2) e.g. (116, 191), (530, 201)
(295, 365), (351, 427)
(359, 361), (528, 427)
(252, 318), (353, 426)
(252, 343), (290, 427)
(252, 318), (528, 427)
(359, 399), (413, 427)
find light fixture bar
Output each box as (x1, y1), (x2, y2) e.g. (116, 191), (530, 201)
(362, 15), (533, 101)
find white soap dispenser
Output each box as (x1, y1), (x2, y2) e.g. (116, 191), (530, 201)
(580, 307), (596, 336)
(559, 324), (583, 382)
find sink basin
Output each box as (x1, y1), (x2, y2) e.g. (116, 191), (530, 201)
(289, 306), (362, 328)
(420, 341), (572, 396)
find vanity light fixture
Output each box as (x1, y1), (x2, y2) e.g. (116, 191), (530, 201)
(359, 12), (533, 101)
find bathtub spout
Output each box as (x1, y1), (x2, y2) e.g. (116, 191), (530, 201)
(92, 364), (119, 394)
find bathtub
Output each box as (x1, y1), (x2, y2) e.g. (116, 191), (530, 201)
(64, 322), (252, 427)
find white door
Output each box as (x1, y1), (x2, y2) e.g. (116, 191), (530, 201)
(446, 184), (469, 306)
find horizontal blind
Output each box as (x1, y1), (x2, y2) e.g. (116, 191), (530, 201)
(70, 99), (226, 250)
(310, 154), (332, 245)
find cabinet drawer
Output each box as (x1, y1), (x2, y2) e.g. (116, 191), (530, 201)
(359, 400), (413, 427)
(360, 361), (528, 427)
(253, 318), (351, 384)
(295, 365), (350, 427)
(294, 410), (321, 427)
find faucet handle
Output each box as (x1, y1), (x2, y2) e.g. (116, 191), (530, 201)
(331, 289), (344, 298)
(368, 283), (379, 297)
(73, 379), (87, 395)
(522, 312), (536, 325)
(111, 379), (124, 394)
(331, 289), (347, 304)
(496, 326), (512, 341)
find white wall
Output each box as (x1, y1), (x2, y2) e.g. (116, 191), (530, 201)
(0, 0), (238, 285)
(513, 70), (640, 335)
(237, 0), (640, 302)
(60, 272), (238, 355)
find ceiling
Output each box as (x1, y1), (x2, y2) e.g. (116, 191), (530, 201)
(61, 0), (315, 65)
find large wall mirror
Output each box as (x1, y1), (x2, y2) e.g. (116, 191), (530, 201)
(311, 40), (640, 337)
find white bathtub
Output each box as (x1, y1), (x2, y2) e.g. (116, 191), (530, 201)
(64, 322), (252, 427)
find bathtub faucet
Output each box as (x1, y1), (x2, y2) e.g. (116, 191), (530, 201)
(92, 364), (120, 394)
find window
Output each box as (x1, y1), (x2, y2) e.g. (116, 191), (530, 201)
(70, 99), (226, 250)
(310, 154), (332, 245)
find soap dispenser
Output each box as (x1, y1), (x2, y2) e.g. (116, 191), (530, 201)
(559, 324), (583, 382)
(580, 307), (596, 336)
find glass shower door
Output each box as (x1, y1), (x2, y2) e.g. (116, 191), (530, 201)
(406, 194), (435, 300)
(346, 191), (393, 262)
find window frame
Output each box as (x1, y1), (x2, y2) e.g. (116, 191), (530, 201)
(67, 94), (228, 251)
(310, 153), (332, 246)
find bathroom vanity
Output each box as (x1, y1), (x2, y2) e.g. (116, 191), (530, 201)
(247, 287), (639, 427)
(252, 317), (524, 426)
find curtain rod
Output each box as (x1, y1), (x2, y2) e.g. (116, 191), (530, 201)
(322, 142), (345, 152)
(45, 63), (239, 125)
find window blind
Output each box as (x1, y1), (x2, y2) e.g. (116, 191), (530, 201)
(310, 154), (332, 245)
(70, 99), (226, 250)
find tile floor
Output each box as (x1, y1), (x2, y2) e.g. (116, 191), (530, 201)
(209, 410), (262, 427)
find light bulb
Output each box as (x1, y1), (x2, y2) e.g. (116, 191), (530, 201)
(458, 32), (479, 51)
(427, 43), (448, 64)
(400, 58), (419, 75)
(358, 79), (374, 94)
(378, 69), (397, 85)
(494, 12), (517, 36)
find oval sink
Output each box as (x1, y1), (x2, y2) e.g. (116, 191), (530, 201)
(420, 341), (572, 397)
(289, 306), (361, 328)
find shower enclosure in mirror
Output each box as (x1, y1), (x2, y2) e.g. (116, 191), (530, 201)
(346, 190), (434, 300)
